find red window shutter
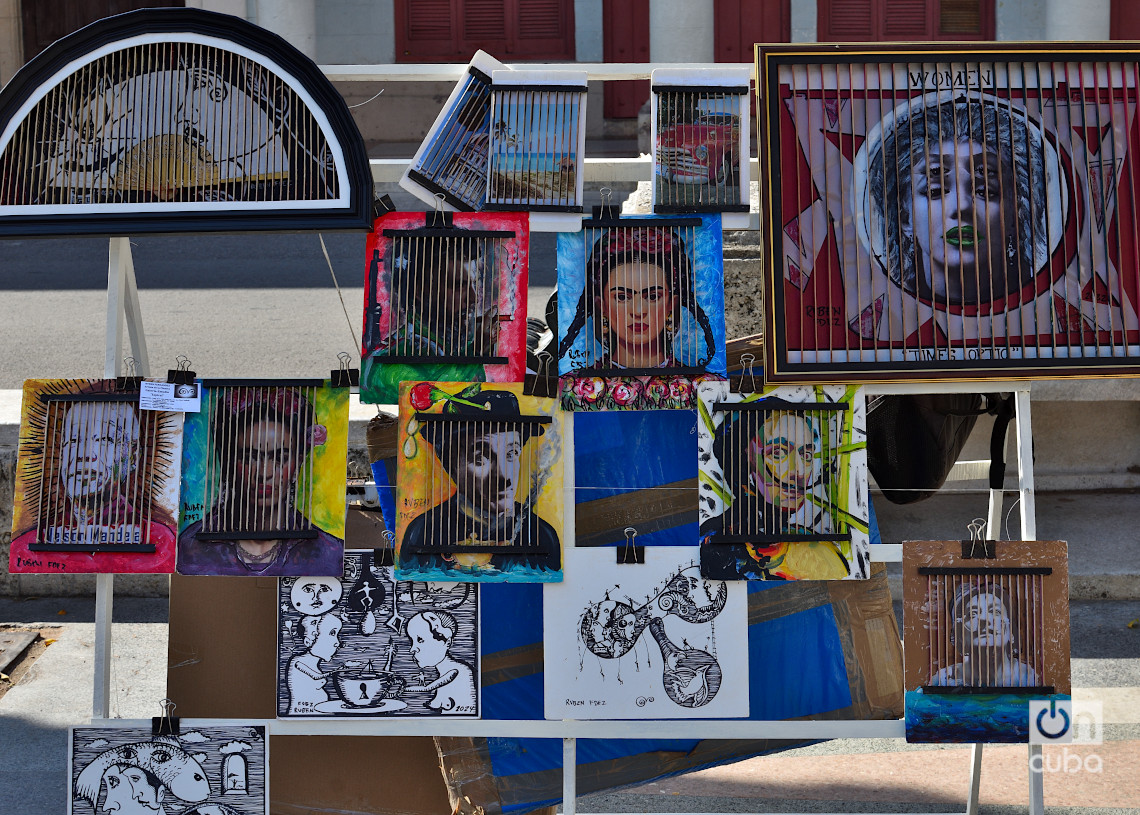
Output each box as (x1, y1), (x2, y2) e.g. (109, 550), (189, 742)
(819, 0), (877, 42)
(938, 0), (981, 34)
(714, 0), (789, 63)
(816, 0), (990, 42)
(602, 0), (649, 118)
(461, 0), (508, 47)
(882, 0), (929, 37)
(508, 0), (575, 59)
(397, 0), (459, 60)
(398, 0), (574, 61)
(1112, 0), (1140, 38)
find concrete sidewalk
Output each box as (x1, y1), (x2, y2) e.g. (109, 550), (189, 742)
(874, 489), (1140, 601)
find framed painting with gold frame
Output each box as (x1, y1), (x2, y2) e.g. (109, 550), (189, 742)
(758, 43), (1140, 382)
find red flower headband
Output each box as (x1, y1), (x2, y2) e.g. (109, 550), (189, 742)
(223, 387), (310, 417)
(221, 387), (327, 446)
(600, 227), (679, 257)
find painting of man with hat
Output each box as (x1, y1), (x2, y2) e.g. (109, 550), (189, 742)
(396, 382), (563, 582)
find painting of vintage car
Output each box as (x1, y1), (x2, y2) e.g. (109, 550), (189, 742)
(656, 111), (741, 187)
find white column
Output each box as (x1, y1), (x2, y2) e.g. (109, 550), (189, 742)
(650, 0), (714, 62)
(1044, 0), (1110, 40)
(576, 0), (603, 62)
(791, 0), (817, 43)
(256, 0), (317, 60)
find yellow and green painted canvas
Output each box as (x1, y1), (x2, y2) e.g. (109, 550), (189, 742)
(696, 381), (868, 580)
(396, 381), (564, 583)
(177, 381), (347, 577)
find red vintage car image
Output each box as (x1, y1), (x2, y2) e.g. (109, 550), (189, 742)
(656, 112), (740, 186)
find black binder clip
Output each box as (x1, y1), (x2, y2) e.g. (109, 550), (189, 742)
(331, 351), (360, 388)
(374, 531), (396, 566)
(961, 518), (997, 559)
(167, 356), (196, 386)
(373, 193), (396, 220)
(152, 698), (180, 736)
(591, 187), (620, 222)
(116, 357), (142, 392)
(427, 193), (454, 229)
(732, 353), (758, 394)
(618, 526), (645, 564)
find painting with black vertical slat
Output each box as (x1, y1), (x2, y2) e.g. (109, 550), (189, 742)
(360, 211), (530, 405)
(652, 67), (752, 229)
(557, 214), (728, 410)
(9, 378), (183, 574)
(902, 539), (1071, 742)
(696, 381), (869, 581)
(758, 44), (1140, 382)
(396, 381), (564, 583)
(400, 51), (507, 212)
(176, 380), (348, 577)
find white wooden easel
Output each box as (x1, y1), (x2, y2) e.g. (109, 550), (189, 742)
(91, 240), (1046, 814)
(93, 236), (149, 721)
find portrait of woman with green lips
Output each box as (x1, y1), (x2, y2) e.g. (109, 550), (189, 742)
(865, 92), (1052, 307)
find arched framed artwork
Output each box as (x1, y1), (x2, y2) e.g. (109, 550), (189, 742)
(0, 8), (373, 235)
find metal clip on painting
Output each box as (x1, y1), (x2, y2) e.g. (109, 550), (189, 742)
(618, 526), (645, 564)
(591, 187), (621, 223)
(374, 531), (396, 566)
(427, 192), (454, 230)
(152, 698), (180, 736)
(961, 518), (997, 559)
(372, 193), (396, 220)
(167, 355), (196, 385)
(733, 353), (758, 394)
(331, 351), (360, 388)
(116, 356), (142, 391)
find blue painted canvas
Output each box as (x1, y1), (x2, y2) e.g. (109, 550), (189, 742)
(556, 214), (727, 411)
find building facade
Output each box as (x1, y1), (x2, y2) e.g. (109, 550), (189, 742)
(0, 0), (1126, 143)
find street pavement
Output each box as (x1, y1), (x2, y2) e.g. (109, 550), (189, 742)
(0, 183), (558, 389)
(0, 595), (1136, 814)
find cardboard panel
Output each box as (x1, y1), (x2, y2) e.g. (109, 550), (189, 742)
(167, 573), (451, 814)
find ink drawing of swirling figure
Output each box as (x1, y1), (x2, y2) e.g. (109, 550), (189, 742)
(544, 547), (749, 719)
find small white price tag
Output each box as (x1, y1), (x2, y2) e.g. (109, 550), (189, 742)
(139, 380), (201, 413)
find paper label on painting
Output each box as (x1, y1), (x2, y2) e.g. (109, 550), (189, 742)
(139, 380), (201, 413)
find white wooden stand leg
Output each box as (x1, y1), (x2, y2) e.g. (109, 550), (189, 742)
(563, 737), (577, 815)
(106, 238), (129, 375)
(93, 574), (114, 718)
(118, 238), (149, 372)
(94, 236), (149, 721)
(965, 742), (983, 815)
(1015, 390), (1044, 815)
(967, 404), (1009, 815)
(1028, 744), (1044, 814)
(1014, 389), (1037, 541)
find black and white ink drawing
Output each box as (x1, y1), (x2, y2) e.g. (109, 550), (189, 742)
(69, 723), (268, 815)
(277, 550), (480, 717)
(544, 546), (749, 719)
